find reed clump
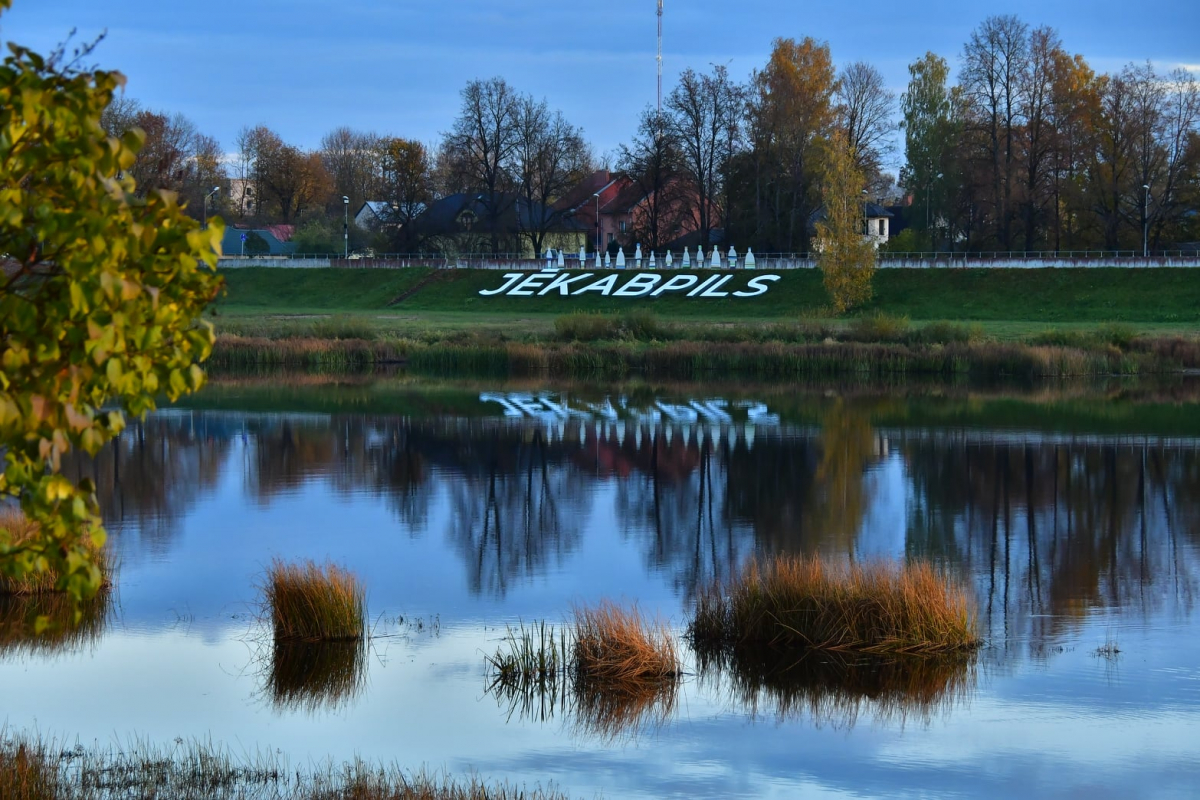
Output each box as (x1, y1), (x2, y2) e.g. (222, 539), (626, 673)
(265, 559), (365, 642)
(0, 737), (59, 800)
(485, 604), (681, 740)
(0, 510), (113, 596)
(690, 555), (980, 657)
(572, 601), (680, 683)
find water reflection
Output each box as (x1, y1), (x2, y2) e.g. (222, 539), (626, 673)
(68, 390), (1200, 652)
(0, 591), (113, 658)
(903, 435), (1200, 651)
(695, 649), (976, 730)
(265, 640), (368, 713)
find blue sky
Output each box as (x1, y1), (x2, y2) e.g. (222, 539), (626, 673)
(3, 0), (1197, 171)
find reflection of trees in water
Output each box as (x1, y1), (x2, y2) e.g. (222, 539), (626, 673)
(63, 417), (231, 558)
(76, 405), (1200, 635)
(613, 426), (751, 598)
(251, 417), (431, 529)
(903, 438), (1200, 652)
(724, 402), (885, 558)
(445, 425), (587, 597)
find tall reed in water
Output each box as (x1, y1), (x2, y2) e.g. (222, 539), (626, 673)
(265, 559), (365, 642)
(690, 554), (979, 656)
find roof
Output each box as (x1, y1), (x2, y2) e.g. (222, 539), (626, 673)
(553, 170), (617, 213)
(413, 192), (587, 236)
(219, 227), (296, 256)
(864, 202), (894, 219)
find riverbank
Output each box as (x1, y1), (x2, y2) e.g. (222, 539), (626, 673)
(208, 267), (1200, 379)
(215, 266), (1200, 324)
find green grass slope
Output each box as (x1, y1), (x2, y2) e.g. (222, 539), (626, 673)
(217, 267), (1200, 324)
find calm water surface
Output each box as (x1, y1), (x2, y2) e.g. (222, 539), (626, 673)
(3, 377), (1200, 798)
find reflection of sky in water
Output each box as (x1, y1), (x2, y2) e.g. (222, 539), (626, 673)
(4, 404), (1200, 798)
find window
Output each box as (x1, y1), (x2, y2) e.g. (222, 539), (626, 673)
(878, 219), (886, 236)
(608, 233), (615, 243)
(619, 219), (627, 233)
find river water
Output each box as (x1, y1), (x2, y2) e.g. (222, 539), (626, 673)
(3, 376), (1199, 798)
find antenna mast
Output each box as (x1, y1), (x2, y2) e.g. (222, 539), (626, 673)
(656, 0), (663, 113)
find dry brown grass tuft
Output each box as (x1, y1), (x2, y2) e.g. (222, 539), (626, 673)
(265, 559), (365, 642)
(691, 554), (980, 656)
(0, 737), (60, 800)
(0, 509), (114, 596)
(572, 601), (680, 683)
(485, 613), (680, 742)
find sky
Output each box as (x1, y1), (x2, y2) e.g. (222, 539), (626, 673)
(3, 0), (1198, 174)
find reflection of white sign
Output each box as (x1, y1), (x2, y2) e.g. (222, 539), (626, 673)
(478, 271), (781, 298)
(479, 392), (780, 426)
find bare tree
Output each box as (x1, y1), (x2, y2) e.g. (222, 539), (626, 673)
(1016, 26), (1063, 251)
(1151, 68), (1200, 246)
(618, 107), (686, 251)
(513, 95), (591, 255)
(835, 61), (896, 189)
(666, 64), (744, 247)
(320, 127), (385, 214)
(443, 77), (522, 254)
(961, 14), (1030, 249)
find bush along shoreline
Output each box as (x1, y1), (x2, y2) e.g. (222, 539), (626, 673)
(207, 315), (1200, 379)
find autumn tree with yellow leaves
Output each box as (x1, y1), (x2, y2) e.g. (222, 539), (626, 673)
(816, 133), (876, 313)
(0, 0), (222, 601)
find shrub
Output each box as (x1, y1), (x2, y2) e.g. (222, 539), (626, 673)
(1028, 328), (1090, 348)
(847, 311), (911, 343)
(265, 560), (365, 642)
(554, 312), (620, 342)
(1097, 322), (1137, 350)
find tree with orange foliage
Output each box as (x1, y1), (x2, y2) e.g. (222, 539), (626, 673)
(747, 37), (837, 253)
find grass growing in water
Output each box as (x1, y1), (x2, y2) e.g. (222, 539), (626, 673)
(0, 731), (572, 799)
(690, 555), (980, 656)
(0, 510), (113, 596)
(265, 559), (365, 642)
(573, 601), (680, 682)
(485, 603), (681, 740)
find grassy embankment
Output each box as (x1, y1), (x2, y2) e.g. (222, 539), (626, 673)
(207, 267), (1200, 378)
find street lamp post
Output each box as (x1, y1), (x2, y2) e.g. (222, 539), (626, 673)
(593, 192), (601, 254)
(342, 196), (350, 258)
(1142, 184), (1151, 258)
(202, 186), (219, 230)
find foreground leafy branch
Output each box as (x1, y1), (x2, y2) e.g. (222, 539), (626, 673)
(0, 0), (223, 601)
